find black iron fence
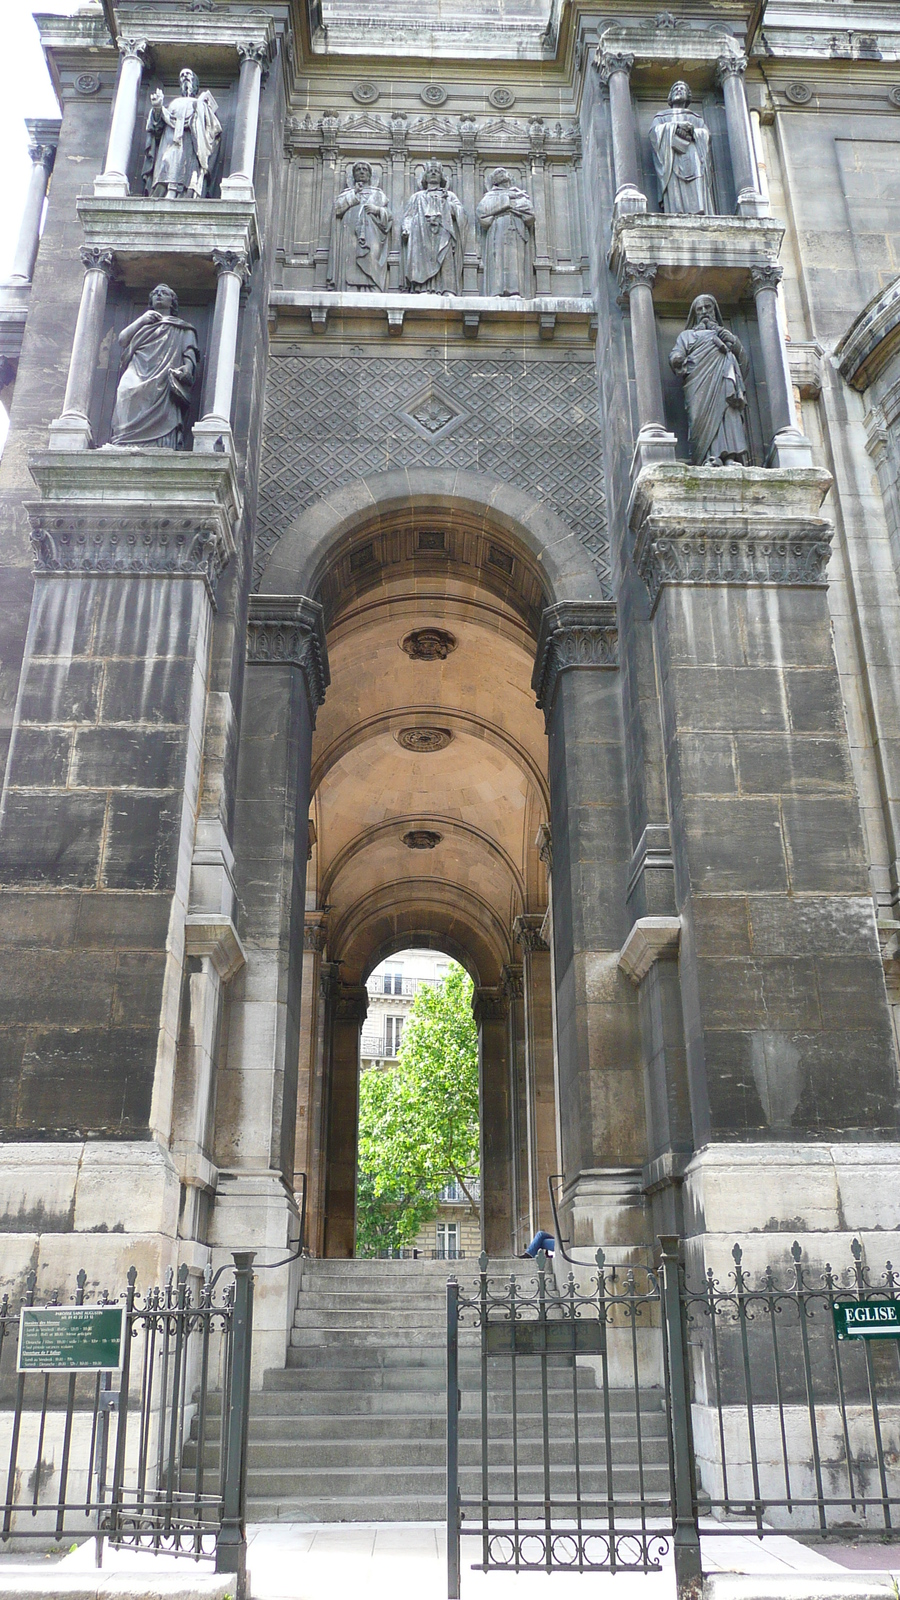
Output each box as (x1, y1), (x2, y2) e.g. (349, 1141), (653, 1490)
(0, 1252), (254, 1596)
(447, 1236), (900, 1600)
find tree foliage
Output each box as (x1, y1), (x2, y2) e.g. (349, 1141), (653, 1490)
(356, 962), (480, 1256)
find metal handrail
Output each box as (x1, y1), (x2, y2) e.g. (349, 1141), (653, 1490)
(547, 1172), (576, 1265)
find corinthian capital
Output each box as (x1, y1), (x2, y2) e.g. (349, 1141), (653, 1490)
(118, 36), (150, 63)
(715, 53), (747, 83)
(595, 48), (635, 84)
(618, 259), (657, 301)
(212, 249), (252, 287)
(749, 263), (783, 294)
(80, 246), (115, 277)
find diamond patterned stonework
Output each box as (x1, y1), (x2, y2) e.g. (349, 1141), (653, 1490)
(254, 353), (610, 593)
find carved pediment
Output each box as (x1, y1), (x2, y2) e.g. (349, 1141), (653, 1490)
(478, 117), (526, 142)
(341, 113), (390, 142)
(408, 114), (456, 141)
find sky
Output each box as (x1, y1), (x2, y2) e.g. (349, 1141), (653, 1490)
(1, 0), (79, 449)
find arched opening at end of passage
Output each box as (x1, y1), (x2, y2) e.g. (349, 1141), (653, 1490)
(356, 944), (482, 1263)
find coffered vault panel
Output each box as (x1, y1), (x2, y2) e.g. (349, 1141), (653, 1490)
(254, 350), (610, 593)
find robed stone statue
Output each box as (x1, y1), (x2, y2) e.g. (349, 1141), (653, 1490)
(670, 294), (750, 467)
(476, 168), (535, 298)
(649, 81), (712, 216)
(402, 161), (467, 294)
(142, 68), (222, 199)
(110, 285), (200, 450)
(332, 161), (392, 292)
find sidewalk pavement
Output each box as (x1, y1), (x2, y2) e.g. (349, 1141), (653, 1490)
(0, 1521), (895, 1600)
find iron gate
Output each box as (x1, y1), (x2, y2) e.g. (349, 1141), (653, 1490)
(0, 1253), (254, 1594)
(446, 1241), (701, 1597)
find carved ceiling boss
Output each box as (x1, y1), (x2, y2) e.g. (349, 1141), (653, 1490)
(402, 161), (467, 294)
(476, 168), (535, 298)
(109, 284), (200, 450)
(670, 294), (750, 467)
(142, 68), (222, 199)
(649, 81), (712, 216)
(332, 161), (392, 292)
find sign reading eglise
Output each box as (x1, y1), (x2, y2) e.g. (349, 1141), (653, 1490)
(17, 1306), (125, 1373)
(833, 1299), (900, 1341)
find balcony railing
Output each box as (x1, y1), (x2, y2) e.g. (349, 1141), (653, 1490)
(365, 974), (439, 998)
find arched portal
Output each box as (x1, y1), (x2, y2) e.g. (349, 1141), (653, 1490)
(284, 497), (561, 1257)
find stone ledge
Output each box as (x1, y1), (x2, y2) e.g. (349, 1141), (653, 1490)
(628, 461), (834, 611)
(184, 914), (246, 983)
(704, 1575), (898, 1600)
(610, 213), (783, 303)
(76, 198), (259, 294)
(618, 915), (681, 985)
(0, 1576), (234, 1600)
(26, 451), (242, 596)
(269, 289), (596, 341)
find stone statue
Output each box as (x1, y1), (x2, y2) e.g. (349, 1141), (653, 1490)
(401, 161), (467, 294)
(110, 284), (200, 450)
(142, 68), (222, 199)
(476, 168), (535, 298)
(669, 294), (750, 467)
(649, 81), (712, 216)
(332, 161), (392, 292)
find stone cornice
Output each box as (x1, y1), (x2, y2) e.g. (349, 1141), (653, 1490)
(76, 198), (259, 276)
(500, 963), (524, 1002)
(334, 983), (369, 1025)
(246, 595), (330, 722)
(531, 601), (618, 718)
(610, 215), (782, 302)
(835, 273), (900, 392)
(628, 463), (834, 613)
(184, 915), (246, 983)
(26, 452), (240, 600)
(473, 985), (507, 1025)
(618, 917), (681, 986)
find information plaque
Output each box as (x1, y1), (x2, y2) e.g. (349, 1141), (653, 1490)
(833, 1299), (900, 1341)
(17, 1306), (125, 1373)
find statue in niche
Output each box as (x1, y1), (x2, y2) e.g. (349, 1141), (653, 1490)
(332, 161), (392, 292)
(670, 294), (750, 467)
(142, 68), (222, 199)
(109, 284), (199, 450)
(649, 81), (712, 215)
(401, 161), (467, 293)
(476, 168), (535, 298)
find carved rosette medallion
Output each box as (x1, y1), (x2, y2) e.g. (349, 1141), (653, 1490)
(400, 628), (457, 661)
(402, 829), (442, 850)
(488, 86), (516, 109)
(396, 728), (452, 753)
(420, 84), (448, 106)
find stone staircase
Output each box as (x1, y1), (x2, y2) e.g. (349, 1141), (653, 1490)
(193, 1257), (671, 1523)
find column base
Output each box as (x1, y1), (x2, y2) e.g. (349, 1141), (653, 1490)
(631, 425), (677, 479)
(219, 174), (256, 204)
(47, 413), (92, 451)
(562, 1166), (650, 1260)
(192, 416), (236, 457)
(208, 1170), (301, 1381)
(92, 172), (130, 199)
(0, 1140), (180, 1297)
(613, 185), (648, 219)
(766, 425), (815, 469)
(736, 187), (770, 219)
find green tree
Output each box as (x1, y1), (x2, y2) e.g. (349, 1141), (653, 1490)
(356, 962), (480, 1256)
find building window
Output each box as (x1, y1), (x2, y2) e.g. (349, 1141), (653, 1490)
(385, 968), (403, 995)
(385, 1015), (404, 1056)
(436, 1221), (460, 1259)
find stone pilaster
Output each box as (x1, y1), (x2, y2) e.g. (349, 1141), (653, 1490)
(500, 962), (528, 1250)
(630, 462), (900, 1252)
(323, 983), (368, 1257)
(473, 984), (511, 1255)
(514, 914), (558, 1240)
(532, 603), (648, 1253)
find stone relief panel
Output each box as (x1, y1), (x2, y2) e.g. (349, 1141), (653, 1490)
(254, 350), (609, 592)
(278, 112), (585, 296)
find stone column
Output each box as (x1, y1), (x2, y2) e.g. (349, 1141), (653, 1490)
(750, 264), (814, 468)
(501, 964), (529, 1250)
(194, 251), (250, 455)
(213, 596), (328, 1357)
(8, 136), (56, 285)
(323, 983), (368, 1257)
(514, 915), (558, 1239)
(316, 112), (340, 288)
(47, 247), (115, 451)
(532, 604), (648, 1255)
(474, 985), (512, 1256)
(387, 113), (408, 291)
(618, 261), (677, 474)
(716, 56), (766, 219)
(629, 463), (900, 1269)
(596, 50), (646, 216)
(458, 115), (480, 295)
(295, 916), (328, 1243)
(220, 42), (268, 203)
(95, 38), (149, 198)
(528, 118), (552, 297)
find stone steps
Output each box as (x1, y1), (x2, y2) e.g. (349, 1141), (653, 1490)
(244, 1257), (669, 1523)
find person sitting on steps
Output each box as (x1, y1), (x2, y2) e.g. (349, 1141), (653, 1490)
(521, 1230), (555, 1259)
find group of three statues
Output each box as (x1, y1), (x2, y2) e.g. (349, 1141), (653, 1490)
(334, 160), (534, 297)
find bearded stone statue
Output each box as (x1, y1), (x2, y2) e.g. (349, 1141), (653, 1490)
(669, 294), (750, 467)
(142, 68), (222, 200)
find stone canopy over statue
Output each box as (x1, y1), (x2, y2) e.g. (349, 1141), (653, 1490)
(332, 162), (392, 292)
(670, 294), (750, 467)
(109, 284), (200, 450)
(476, 168), (535, 298)
(402, 162), (467, 294)
(649, 81), (712, 215)
(142, 69), (222, 199)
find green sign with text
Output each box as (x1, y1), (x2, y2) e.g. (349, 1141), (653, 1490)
(17, 1306), (125, 1372)
(833, 1299), (900, 1341)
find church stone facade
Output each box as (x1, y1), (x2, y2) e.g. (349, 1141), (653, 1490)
(1, 0), (900, 1375)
